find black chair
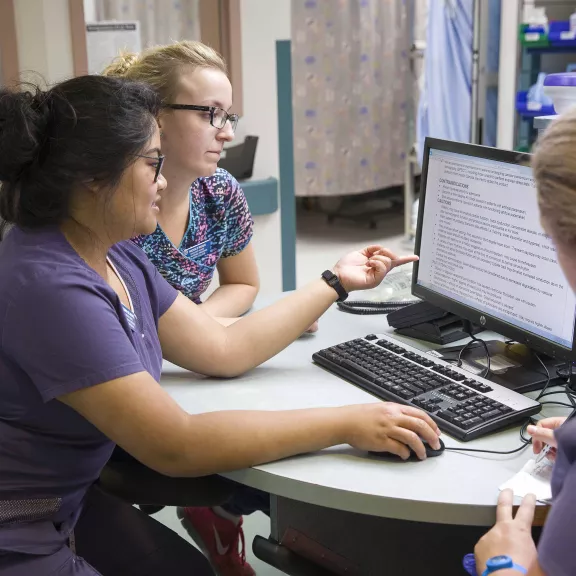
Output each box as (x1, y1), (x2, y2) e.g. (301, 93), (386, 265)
(99, 456), (235, 516)
(218, 135), (259, 181)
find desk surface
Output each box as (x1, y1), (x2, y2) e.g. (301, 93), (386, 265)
(161, 298), (565, 527)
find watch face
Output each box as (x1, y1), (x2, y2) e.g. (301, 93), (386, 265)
(487, 556), (512, 569)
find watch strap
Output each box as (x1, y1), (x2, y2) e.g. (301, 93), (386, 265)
(482, 560), (527, 576)
(321, 270), (348, 302)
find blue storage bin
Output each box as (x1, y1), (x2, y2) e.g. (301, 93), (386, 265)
(516, 91), (556, 117)
(549, 21), (576, 47)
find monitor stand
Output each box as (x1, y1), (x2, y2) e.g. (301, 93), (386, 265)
(434, 340), (565, 394)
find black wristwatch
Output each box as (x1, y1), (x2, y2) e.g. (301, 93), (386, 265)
(321, 270), (348, 302)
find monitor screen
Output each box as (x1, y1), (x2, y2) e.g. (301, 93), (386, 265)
(414, 139), (576, 357)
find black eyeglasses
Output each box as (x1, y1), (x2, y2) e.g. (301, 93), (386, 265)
(136, 154), (165, 183)
(165, 104), (239, 132)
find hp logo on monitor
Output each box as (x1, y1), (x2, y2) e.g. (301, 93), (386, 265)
(479, 316), (487, 326)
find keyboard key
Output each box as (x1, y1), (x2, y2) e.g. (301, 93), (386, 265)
(342, 359), (375, 382)
(403, 383), (424, 395)
(418, 383), (435, 392)
(482, 409), (502, 421)
(438, 409), (458, 422)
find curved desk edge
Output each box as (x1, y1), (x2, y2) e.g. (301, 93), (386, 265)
(223, 467), (503, 527)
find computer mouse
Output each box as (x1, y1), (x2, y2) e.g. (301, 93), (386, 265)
(369, 438), (445, 462)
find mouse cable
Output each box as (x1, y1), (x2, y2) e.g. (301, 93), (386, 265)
(444, 419), (533, 455)
(539, 401), (575, 409)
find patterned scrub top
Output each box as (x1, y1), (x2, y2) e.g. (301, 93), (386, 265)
(133, 168), (254, 304)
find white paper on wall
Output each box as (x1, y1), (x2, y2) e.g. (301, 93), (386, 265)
(86, 21), (141, 75)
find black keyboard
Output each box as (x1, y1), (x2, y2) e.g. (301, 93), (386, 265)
(313, 334), (541, 441)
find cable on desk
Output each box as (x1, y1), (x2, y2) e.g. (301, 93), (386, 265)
(537, 389), (574, 401)
(563, 367), (576, 409)
(501, 341), (554, 401)
(444, 420), (533, 456)
(540, 401), (576, 409)
(444, 443), (531, 456)
(470, 334), (490, 378)
(456, 340), (487, 372)
(336, 300), (413, 315)
(535, 352), (552, 400)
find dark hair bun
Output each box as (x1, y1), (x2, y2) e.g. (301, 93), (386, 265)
(0, 76), (160, 229)
(0, 87), (52, 183)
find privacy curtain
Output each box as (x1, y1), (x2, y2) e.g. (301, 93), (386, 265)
(416, 0), (473, 163)
(291, 0), (410, 197)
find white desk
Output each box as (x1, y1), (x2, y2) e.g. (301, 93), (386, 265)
(161, 299), (563, 575)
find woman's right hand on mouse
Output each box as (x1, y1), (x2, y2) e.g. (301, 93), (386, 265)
(527, 416), (566, 460)
(343, 403), (441, 460)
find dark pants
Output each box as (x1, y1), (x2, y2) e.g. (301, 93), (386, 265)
(108, 446), (270, 518)
(0, 486), (214, 576)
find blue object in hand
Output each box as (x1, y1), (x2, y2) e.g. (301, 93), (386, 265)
(463, 553), (477, 575)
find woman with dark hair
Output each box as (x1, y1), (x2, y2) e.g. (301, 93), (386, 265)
(0, 75), (438, 575)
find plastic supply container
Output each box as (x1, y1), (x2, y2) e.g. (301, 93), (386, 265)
(543, 73), (576, 113)
(519, 23), (549, 47)
(534, 115), (557, 137)
(548, 21), (576, 46)
(516, 91), (555, 116)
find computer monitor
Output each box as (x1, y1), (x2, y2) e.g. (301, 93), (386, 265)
(412, 138), (576, 386)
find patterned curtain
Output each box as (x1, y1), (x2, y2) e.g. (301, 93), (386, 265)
(291, 0), (410, 197)
(94, 0), (200, 48)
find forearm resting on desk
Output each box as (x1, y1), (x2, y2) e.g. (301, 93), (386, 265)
(61, 371), (347, 478)
(200, 283), (258, 317)
(61, 371), (441, 477)
(200, 245), (260, 317)
(218, 280), (336, 374)
(160, 280), (337, 377)
(165, 407), (348, 477)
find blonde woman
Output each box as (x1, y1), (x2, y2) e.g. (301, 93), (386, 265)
(103, 42), (260, 319)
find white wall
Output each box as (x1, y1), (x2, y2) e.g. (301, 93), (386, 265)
(13, 0), (74, 85)
(236, 0), (291, 295)
(496, 0), (520, 150)
(83, 0), (97, 22)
